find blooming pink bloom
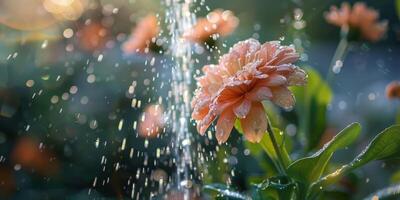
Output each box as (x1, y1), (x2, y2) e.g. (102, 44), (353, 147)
(138, 104), (165, 138)
(192, 39), (307, 144)
(325, 2), (387, 42)
(386, 81), (400, 100)
(185, 9), (239, 43)
(122, 14), (159, 54)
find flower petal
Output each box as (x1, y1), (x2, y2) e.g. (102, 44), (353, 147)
(240, 102), (268, 143)
(233, 99), (251, 118)
(271, 87), (295, 110)
(264, 74), (287, 86)
(198, 112), (216, 135)
(215, 109), (236, 144)
(287, 67), (307, 86)
(245, 86), (273, 102)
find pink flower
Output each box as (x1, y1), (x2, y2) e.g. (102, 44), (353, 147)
(138, 104), (165, 138)
(386, 81), (400, 100)
(325, 2), (387, 42)
(192, 39), (307, 144)
(122, 14), (159, 54)
(185, 9), (239, 43)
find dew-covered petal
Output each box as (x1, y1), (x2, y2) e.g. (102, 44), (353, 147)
(264, 74), (287, 87)
(274, 53), (299, 65)
(198, 112), (216, 135)
(233, 98), (251, 118)
(215, 109), (236, 144)
(271, 87), (295, 110)
(245, 86), (272, 102)
(240, 102), (268, 143)
(287, 67), (307, 86)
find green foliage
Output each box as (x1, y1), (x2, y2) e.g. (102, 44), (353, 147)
(203, 184), (250, 200)
(396, 107), (400, 125)
(291, 67), (333, 151)
(258, 128), (292, 168)
(396, 0), (400, 19)
(251, 176), (296, 200)
(204, 124), (400, 200)
(391, 170), (400, 184)
(309, 125), (400, 198)
(287, 123), (361, 184)
(204, 176), (296, 200)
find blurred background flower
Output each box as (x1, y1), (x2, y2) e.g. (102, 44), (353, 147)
(122, 14), (160, 54)
(325, 2), (387, 42)
(185, 9), (239, 45)
(138, 104), (165, 138)
(386, 81), (400, 100)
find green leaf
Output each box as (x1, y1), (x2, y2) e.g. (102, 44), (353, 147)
(391, 170), (400, 184)
(396, 107), (400, 125)
(251, 176), (296, 200)
(287, 123), (361, 183)
(291, 67), (333, 151)
(309, 125), (400, 196)
(363, 184), (400, 200)
(203, 184), (250, 200)
(396, 0), (400, 19)
(259, 128), (292, 168)
(262, 101), (285, 128)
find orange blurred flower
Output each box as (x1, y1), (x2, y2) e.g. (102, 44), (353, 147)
(386, 81), (400, 100)
(11, 137), (59, 176)
(325, 2), (387, 42)
(185, 9), (239, 44)
(122, 14), (160, 54)
(77, 22), (109, 52)
(192, 39), (307, 144)
(138, 104), (165, 138)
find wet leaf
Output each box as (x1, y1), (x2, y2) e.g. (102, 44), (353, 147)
(309, 125), (400, 197)
(287, 122), (361, 183)
(203, 184), (250, 200)
(251, 176), (296, 200)
(259, 128), (292, 168)
(291, 67), (333, 151)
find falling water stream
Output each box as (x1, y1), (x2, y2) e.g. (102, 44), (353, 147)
(164, 0), (199, 199)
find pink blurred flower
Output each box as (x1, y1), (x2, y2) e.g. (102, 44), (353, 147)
(122, 14), (159, 54)
(185, 9), (239, 43)
(192, 39), (307, 144)
(325, 2), (387, 42)
(138, 104), (165, 138)
(386, 81), (400, 100)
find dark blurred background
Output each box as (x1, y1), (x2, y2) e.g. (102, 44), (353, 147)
(0, 0), (399, 199)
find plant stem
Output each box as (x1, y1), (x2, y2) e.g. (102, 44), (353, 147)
(326, 25), (350, 84)
(266, 120), (287, 175)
